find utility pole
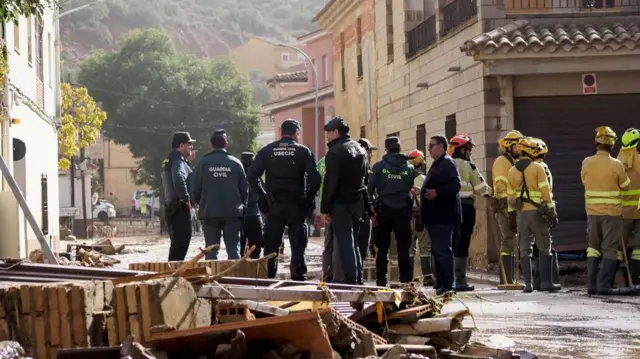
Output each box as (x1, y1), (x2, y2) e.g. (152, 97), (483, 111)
(80, 147), (88, 236)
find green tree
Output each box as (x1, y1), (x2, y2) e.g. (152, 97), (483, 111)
(58, 83), (107, 171)
(1, 0), (56, 22)
(78, 28), (259, 191)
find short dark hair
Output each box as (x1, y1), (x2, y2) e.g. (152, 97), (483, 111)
(430, 135), (448, 150)
(337, 125), (349, 135)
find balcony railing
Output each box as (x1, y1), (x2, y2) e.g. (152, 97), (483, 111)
(405, 15), (437, 57)
(442, 0), (477, 36)
(505, 0), (638, 11)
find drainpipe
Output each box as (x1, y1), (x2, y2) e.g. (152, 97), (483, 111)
(1, 20), (9, 191)
(54, 7), (62, 126)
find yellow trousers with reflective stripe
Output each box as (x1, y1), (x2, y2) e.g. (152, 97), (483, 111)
(587, 215), (622, 261)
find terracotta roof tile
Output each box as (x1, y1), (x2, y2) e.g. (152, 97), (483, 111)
(460, 20), (640, 55)
(266, 70), (308, 85)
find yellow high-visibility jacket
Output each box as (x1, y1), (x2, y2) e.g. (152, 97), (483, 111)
(492, 153), (515, 201)
(537, 159), (553, 193)
(507, 159), (553, 212)
(617, 148), (640, 219)
(581, 150), (630, 216)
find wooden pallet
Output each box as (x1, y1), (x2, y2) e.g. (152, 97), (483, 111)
(0, 281), (113, 359)
(128, 259), (268, 278)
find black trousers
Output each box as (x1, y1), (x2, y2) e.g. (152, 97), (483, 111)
(240, 215), (264, 259)
(166, 203), (192, 261)
(330, 198), (365, 284)
(359, 215), (371, 261)
(264, 202), (308, 280)
(453, 201), (476, 258)
(376, 204), (412, 284)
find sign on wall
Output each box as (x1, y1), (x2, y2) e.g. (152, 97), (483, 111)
(582, 73), (597, 95)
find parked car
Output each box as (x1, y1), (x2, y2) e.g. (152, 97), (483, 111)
(94, 200), (116, 221)
(131, 190), (160, 217)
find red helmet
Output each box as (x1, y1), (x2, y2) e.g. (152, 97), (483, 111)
(407, 149), (425, 165)
(447, 134), (474, 156)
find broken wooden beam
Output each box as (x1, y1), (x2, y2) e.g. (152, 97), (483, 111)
(197, 285), (426, 303)
(233, 300), (289, 316)
(111, 267), (211, 286)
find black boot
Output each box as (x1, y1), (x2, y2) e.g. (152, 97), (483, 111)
(532, 255), (541, 291)
(612, 260), (621, 288)
(539, 255), (561, 292)
(409, 255), (415, 281)
(597, 258), (621, 295)
(454, 257), (475, 291)
(376, 252), (389, 287)
(587, 257), (600, 295)
(500, 255), (514, 285)
(551, 250), (560, 285)
(521, 256), (533, 293)
(631, 259), (640, 285)
(420, 256), (436, 286)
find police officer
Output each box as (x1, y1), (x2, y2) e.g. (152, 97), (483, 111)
(368, 137), (418, 286)
(247, 119), (321, 280)
(192, 130), (248, 260)
(357, 138), (378, 262)
(321, 117), (370, 284)
(240, 152), (264, 259)
(161, 132), (196, 261)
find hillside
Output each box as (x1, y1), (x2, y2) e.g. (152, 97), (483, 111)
(60, 0), (327, 69)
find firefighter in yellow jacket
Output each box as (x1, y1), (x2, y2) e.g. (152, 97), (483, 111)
(449, 134), (492, 291)
(531, 138), (560, 290)
(618, 128), (640, 285)
(492, 130), (523, 285)
(507, 137), (559, 293)
(582, 126), (631, 295)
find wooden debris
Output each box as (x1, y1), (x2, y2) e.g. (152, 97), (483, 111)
(150, 310), (333, 356)
(389, 309), (470, 335)
(173, 244), (218, 276)
(376, 344), (437, 358)
(111, 267), (211, 286)
(386, 304), (433, 323)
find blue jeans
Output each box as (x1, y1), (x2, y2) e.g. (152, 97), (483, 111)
(427, 224), (455, 291)
(202, 218), (242, 260)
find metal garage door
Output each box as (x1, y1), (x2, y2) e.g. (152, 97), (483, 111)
(514, 94), (640, 251)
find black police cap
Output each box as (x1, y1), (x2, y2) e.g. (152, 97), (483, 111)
(385, 136), (400, 150)
(324, 117), (349, 132)
(172, 132), (196, 146)
(358, 138), (377, 151)
(241, 152), (254, 162)
(281, 119), (301, 134)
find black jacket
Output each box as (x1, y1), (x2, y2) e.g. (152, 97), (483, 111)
(368, 153), (417, 209)
(420, 154), (462, 226)
(321, 135), (368, 214)
(247, 137), (321, 202)
(161, 150), (193, 204)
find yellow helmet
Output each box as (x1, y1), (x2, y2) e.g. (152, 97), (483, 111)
(517, 137), (539, 159)
(532, 138), (548, 157)
(499, 130), (524, 151)
(595, 126), (617, 146)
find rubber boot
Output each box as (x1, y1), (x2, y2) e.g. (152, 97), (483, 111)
(454, 257), (475, 291)
(597, 258), (621, 295)
(539, 255), (561, 291)
(500, 255), (514, 285)
(551, 250), (560, 285)
(631, 259), (640, 285)
(521, 256), (533, 293)
(611, 260), (621, 288)
(421, 256), (436, 286)
(532, 255), (541, 291)
(586, 257), (600, 295)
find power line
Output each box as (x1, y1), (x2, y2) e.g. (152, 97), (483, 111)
(67, 82), (271, 117)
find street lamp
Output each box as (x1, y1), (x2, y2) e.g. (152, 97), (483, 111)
(277, 44), (320, 160)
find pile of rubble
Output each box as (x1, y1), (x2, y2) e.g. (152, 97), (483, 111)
(28, 238), (125, 268)
(0, 247), (535, 359)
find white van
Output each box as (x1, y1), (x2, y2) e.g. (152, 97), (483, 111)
(131, 190), (160, 217)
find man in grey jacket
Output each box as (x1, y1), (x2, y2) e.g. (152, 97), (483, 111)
(192, 130), (248, 260)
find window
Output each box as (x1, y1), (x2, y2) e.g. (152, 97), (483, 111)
(13, 20), (19, 53)
(322, 55), (329, 83)
(36, 14), (44, 81)
(360, 126), (366, 139)
(48, 33), (53, 87)
(356, 17), (363, 79)
(445, 114), (457, 141)
(281, 52), (290, 61)
(340, 32), (346, 90)
(297, 53), (306, 62)
(416, 124), (426, 156)
(27, 17), (33, 65)
(386, 0), (394, 62)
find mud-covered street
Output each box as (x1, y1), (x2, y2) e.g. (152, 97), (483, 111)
(109, 234), (640, 359)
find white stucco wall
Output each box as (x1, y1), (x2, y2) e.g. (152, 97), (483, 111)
(2, 8), (60, 255)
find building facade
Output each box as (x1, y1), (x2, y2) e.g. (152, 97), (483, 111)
(230, 37), (307, 79)
(103, 139), (150, 211)
(315, 0), (379, 161)
(374, 0), (640, 266)
(0, 12), (61, 257)
(261, 30), (335, 159)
